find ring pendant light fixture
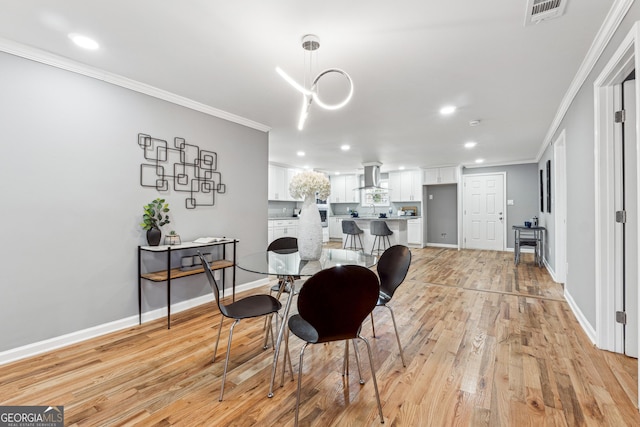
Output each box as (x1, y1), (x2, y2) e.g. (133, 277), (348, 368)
(276, 34), (354, 130)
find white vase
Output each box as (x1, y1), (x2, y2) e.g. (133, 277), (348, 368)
(298, 195), (323, 260)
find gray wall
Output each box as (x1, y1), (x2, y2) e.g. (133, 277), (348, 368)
(463, 164), (539, 248)
(541, 5), (640, 329)
(425, 184), (457, 245)
(0, 51), (268, 352)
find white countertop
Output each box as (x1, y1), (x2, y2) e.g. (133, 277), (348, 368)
(332, 215), (421, 220)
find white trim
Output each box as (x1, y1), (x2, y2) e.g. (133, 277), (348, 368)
(0, 278), (268, 366)
(594, 22), (639, 353)
(462, 159), (537, 169)
(553, 130), (567, 284)
(425, 243), (458, 249)
(0, 38), (271, 133)
(565, 288), (597, 345)
(536, 0), (634, 161)
(543, 257), (559, 283)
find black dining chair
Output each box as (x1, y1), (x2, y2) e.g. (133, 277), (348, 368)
(198, 252), (282, 401)
(370, 245), (411, 367)
(288, 265), (384, 426)
(267, 237), (300, 296)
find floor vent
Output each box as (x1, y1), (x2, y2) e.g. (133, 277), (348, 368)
(524, 0), (567, 26)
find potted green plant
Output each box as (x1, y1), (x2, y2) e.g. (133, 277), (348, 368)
(140, 198), (170, 246)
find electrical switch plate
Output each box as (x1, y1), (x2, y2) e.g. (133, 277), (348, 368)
(507, 199), (514, 205)
(429, 194), (433, 200)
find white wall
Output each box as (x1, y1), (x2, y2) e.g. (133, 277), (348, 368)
(0, 51), (268, 353)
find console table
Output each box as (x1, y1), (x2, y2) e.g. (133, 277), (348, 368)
(138, 238), (237, 329)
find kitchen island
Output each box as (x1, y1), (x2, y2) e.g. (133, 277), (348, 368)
(341, 216), (418, 252)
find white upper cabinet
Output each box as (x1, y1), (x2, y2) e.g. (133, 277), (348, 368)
(330, 175), (360, 203)
(268, 164), (302, 201)
(423, 166), (459, 185)
(389, 170), (422, 201)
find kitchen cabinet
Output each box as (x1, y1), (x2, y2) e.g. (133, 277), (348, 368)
(407, 218), (423, 247)
(330, 175), (360, 203)
(268, 219), (298, 244)
(268, 165), (302, 201)
(389, 170), (423, 202)
(328, 217), (344, 239)
(423, 166), (458, 185)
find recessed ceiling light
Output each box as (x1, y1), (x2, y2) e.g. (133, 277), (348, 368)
(475, 158), (485, 164)
(297, 151), (305, 157)
(68, 33), (99, 50)
(440, 105), (456, 115)
(335, 171), (341, 175)
(464, 141), (477, 149)
(303, 165), (311, 169)
(399, 166), (405, 170)
(340, 144), (350, 151)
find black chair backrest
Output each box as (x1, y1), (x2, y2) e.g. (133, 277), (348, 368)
(198, 252), (229, 317)
(267, 237), (298, 253)
(377, 245), (411, 299)
(296, 265), (379, 342)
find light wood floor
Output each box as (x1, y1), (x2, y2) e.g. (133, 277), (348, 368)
(1, 246), (638, 426)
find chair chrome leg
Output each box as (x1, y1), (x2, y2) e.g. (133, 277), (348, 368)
(358, 335), (384, 424)
(294, 343), (309, 427)
(352, 339), (364, 385)
(342, 340), (349, 376)
(281, 326), (294, 386)
(219, 319), (239, 402)
(370, 311), (376, 338)
(213, 316), (224, 362)
(385, 305), (406, 367)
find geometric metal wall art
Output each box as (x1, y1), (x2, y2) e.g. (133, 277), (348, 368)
(138, 133), (226, 209)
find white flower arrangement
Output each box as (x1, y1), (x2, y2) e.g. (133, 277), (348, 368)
(289, 170), (331, 200)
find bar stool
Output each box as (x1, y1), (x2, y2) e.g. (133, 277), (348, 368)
(370, 220), (393, 254)
(342, 220), (364, 251)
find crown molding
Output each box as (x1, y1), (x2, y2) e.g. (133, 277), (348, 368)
(536, 0), (635, 162)
(0, 38), (271, 133)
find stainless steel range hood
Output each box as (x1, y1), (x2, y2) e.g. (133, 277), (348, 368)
(357, 162), (382, 189)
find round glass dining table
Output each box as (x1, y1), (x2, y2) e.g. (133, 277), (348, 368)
(236, 247), (377, 277)
(236, 247), (378, 398)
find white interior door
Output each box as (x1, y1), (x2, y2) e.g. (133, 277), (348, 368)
(463, 173), (505, 251)
(623, 78), (638, 358)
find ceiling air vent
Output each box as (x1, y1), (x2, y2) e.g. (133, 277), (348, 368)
(524, 0), (567, 26)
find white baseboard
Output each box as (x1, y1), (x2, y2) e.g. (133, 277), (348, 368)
(564, 288), (597, 345)
(425, 243), (458, 249)
(0, 278), (269, 366)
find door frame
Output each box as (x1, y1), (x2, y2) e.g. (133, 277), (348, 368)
(593, 22), (640, 406)
(553, 130), (567, 283)
(462, 172), (507, 251)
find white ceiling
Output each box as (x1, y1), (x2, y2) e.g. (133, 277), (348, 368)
(0, 1), (615, 174)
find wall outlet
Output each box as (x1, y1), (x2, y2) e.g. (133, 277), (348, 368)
(214, 270), (221, 281)
(507, 199), (514, 205)
(441, 233), (447, 239)
(429, 194), (433, 200)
